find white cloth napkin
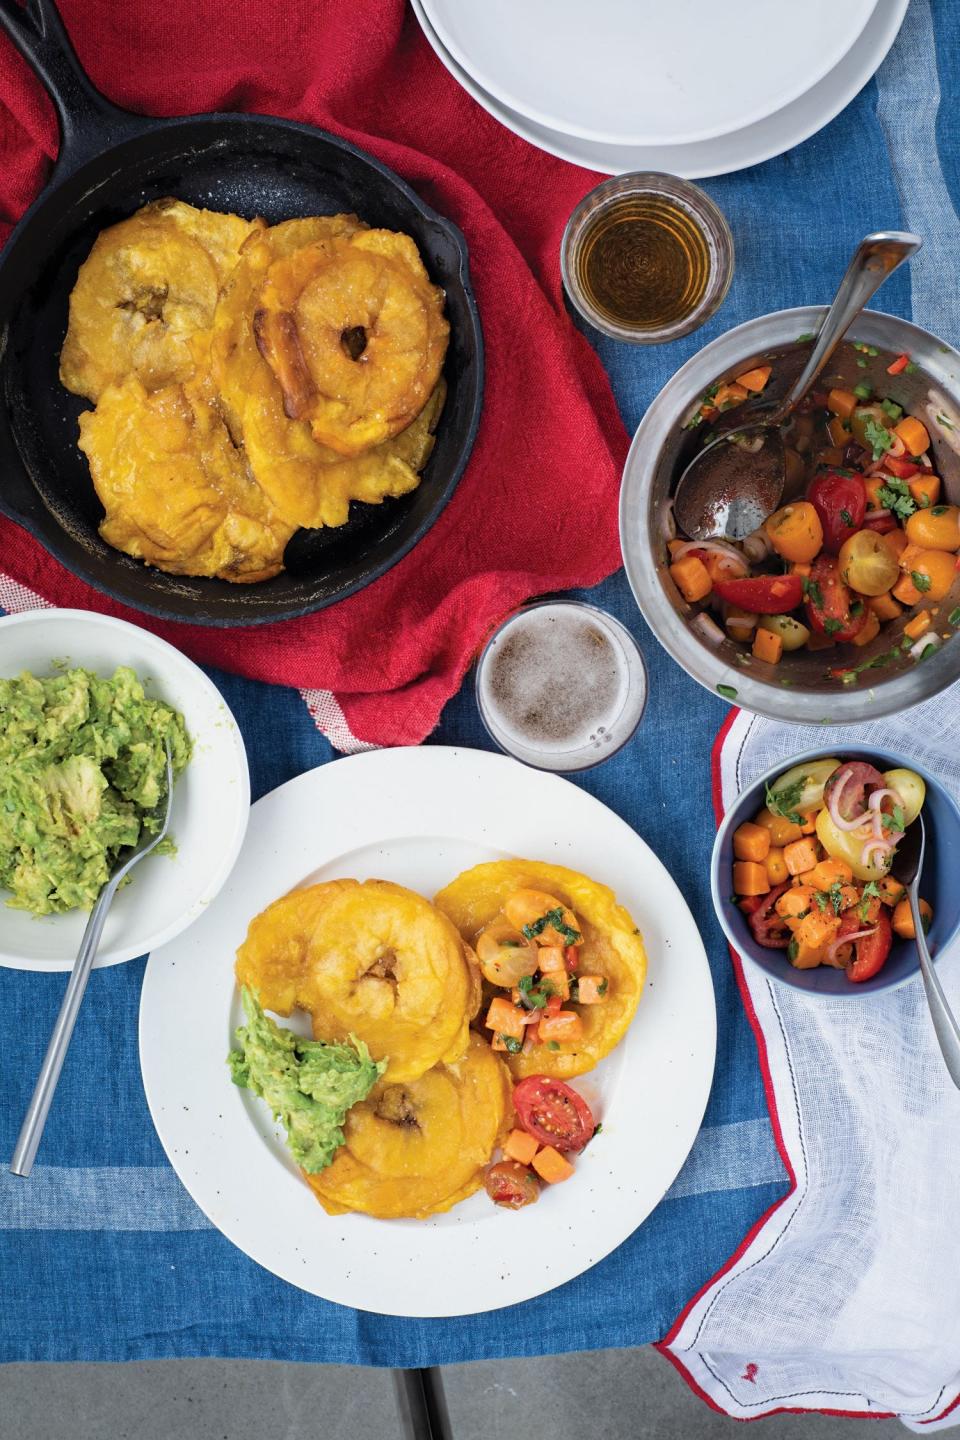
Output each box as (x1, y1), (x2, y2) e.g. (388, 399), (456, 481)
(663, 689), (960, 1430)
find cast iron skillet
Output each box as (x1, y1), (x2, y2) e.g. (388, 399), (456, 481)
(0, 0), (483, 625)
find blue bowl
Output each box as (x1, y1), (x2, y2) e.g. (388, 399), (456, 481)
(711, 745), (960, 996)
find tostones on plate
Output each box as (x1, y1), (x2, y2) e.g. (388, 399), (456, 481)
(305, 1033), (513, 1219)
(235, 878), (481, 1084)
(434, 860), (647, 1080)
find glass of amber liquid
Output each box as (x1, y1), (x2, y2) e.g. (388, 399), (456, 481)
(561, 172), (734, 344)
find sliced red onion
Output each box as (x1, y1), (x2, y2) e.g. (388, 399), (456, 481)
(826, 925), (877, 966)
(864, 507), (891, 521)
(692, 613), (726, 646)
(672, 539), (748, 574)
(860, 838), (894, 869)
(826, 767), (874, 832)
(867, 787), (903, 842)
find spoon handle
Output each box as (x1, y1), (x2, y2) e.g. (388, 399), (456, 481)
(775, 232), (923, 422)
(9, 874), (119, 1178)
(911, 886), (960, 1090)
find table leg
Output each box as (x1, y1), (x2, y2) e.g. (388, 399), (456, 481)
(393, 1366), (453, 1440)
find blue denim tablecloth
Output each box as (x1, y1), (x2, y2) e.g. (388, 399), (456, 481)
(1, 0), (958, 1367)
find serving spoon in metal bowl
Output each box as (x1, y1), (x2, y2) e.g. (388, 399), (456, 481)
(10, 739), (174, 1178)
(673, 231), (923, 542)
(891, 812), (960, 1090)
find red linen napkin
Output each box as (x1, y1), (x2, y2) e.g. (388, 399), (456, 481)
(0, 0), (627, 746)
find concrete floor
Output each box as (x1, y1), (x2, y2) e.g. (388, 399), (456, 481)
(0, 1349), (908, 1439)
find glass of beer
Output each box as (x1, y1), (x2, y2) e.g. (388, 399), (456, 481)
(475, 600), (648, 772)
(561, 171), (734, 345)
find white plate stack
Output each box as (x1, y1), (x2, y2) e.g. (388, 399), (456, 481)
(412, 0), (908, 177)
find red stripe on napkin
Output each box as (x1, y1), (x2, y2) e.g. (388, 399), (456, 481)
(0, 0), (627, 746)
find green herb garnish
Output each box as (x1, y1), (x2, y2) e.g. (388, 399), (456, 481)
(905, 361), (918, 374)
(802, 577), (825, 609)
(840, 508), (854, 527)
(765, 774), (806, 826)
(521, 906), (582, 945)
(862, 416), (895, 462)
(829, 882), (845, 917)
(796, 332), (814, 343)
(717, 684), (738, 699)
(877, 476), (917, 520)
(499, 1034), (523, 1054)
(859, 880), (881, 923)
(911, 570), (932, 593)
(881, 806), (906, 834)
(547, 1041), (560, 1052)
(948, 606), (960, 627)
(787, 937), (799, 962)
(823, 617), (844, 635)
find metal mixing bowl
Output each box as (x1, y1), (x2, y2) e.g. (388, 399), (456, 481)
(620, 306), (960, 723)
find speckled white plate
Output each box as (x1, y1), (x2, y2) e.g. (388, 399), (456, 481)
(139, 747), (715, 1316)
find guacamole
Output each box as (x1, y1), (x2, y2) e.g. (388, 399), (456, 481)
(0, 665), (190, 916)
(228, 987), (386, 1173)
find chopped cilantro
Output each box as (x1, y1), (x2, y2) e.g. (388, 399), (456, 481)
(517, 974), (550, 1010)
(936, 412), (955, 431)
(521, 906), (581, 945)
(802, 577), (824, 609)
(905, 361), (918, 374)
(868, 346), (879, 357)
(547, 1041), (560, 1052)
(859, 880), (881, 923)
(828, 882), (845, 917)
(765, 774), (806, 825)
(499, 938), (521, 948)
(949, 606), (960, 627)
(823, 617), (843, 635)
(499, 1034), (522, 1054)
(850, 600), (865, 617)
(840, 507), (854, 527)
(717, 684), (738, 699)
(877, 476), (917, 519)
(787, 938), (799, 962)
(862, 416), (894, 462)
(931, 505), (949, 516)
(598, 978), (608, 996)
(881, 806), (906, 833)
(594, 1123), (603, 1135)
(814, 891), (829, 912)
(911, 570), (932, 593)
(857, 357), (868, 369)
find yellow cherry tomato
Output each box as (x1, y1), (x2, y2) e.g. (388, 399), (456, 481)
(764, 501), (824, 564)
(906, 548), (958, 602)
(475, 920), (540, 988)
(837, 529), (901, 596)
(905, 504), (960, 552)
(882, 768), (925, 826)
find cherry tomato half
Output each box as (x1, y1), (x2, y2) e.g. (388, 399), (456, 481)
(483, 1160), (539, 1209)
(513, 1076), (596, 1153)
(807, 471), (867, 553)
(822, 761), (886, 821)
(845, 906), (893, 983)
(712, 574), (804, 615)
(804, 554), (867, 643)
(746, 881), (792, 950)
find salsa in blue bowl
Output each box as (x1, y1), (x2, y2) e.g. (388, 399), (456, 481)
(711, 745), (960, 996)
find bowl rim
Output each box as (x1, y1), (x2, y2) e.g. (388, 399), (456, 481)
(619, 303), (960, 724)
(0, 606), (251, 968)
(709, 742), (960, 996)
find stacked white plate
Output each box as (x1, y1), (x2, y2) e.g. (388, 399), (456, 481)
(412, 0), (909, 178)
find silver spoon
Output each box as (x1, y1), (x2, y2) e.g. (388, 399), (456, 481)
(673, 231), (923, 541)
(10, 739), (174, 1178)
(892, 811), (960, 1090)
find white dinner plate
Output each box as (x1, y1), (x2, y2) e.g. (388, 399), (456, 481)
(421, 0), (876, 148)
(140, 747), (716, 1317)
(0, 609), (249, 971)
(412, 0), (908, 179)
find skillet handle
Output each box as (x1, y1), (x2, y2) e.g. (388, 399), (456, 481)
(0, 0), (136, 173)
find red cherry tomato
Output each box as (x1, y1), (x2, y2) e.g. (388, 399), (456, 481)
(738, 895), (765, 915)
(804, 554), (867, 643)
(822, 761), (886, 821)
(483, 1160), (539, 1209)
(845, 907), (894, 983)
(807, 471), (867, 553)
(712, 574), (804, 615)
(513, 1076), (596, 1153)
(879, 456), (922, 480)
(747, 881), (792, 950)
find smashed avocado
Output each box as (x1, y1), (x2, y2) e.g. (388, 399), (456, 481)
(0, 665), (190, 915)
(228, 987), (386, 1173)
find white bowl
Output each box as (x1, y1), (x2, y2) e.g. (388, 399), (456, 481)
(0, 609), (250, 970)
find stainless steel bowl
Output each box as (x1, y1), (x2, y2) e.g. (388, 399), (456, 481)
(620, 305), (960, 723)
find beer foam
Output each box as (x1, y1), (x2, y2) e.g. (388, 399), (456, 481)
(479, 605), (629, 754)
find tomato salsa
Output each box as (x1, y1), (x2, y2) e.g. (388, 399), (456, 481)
(731, 757), (932, 982)
(669, 353), (960, 681)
